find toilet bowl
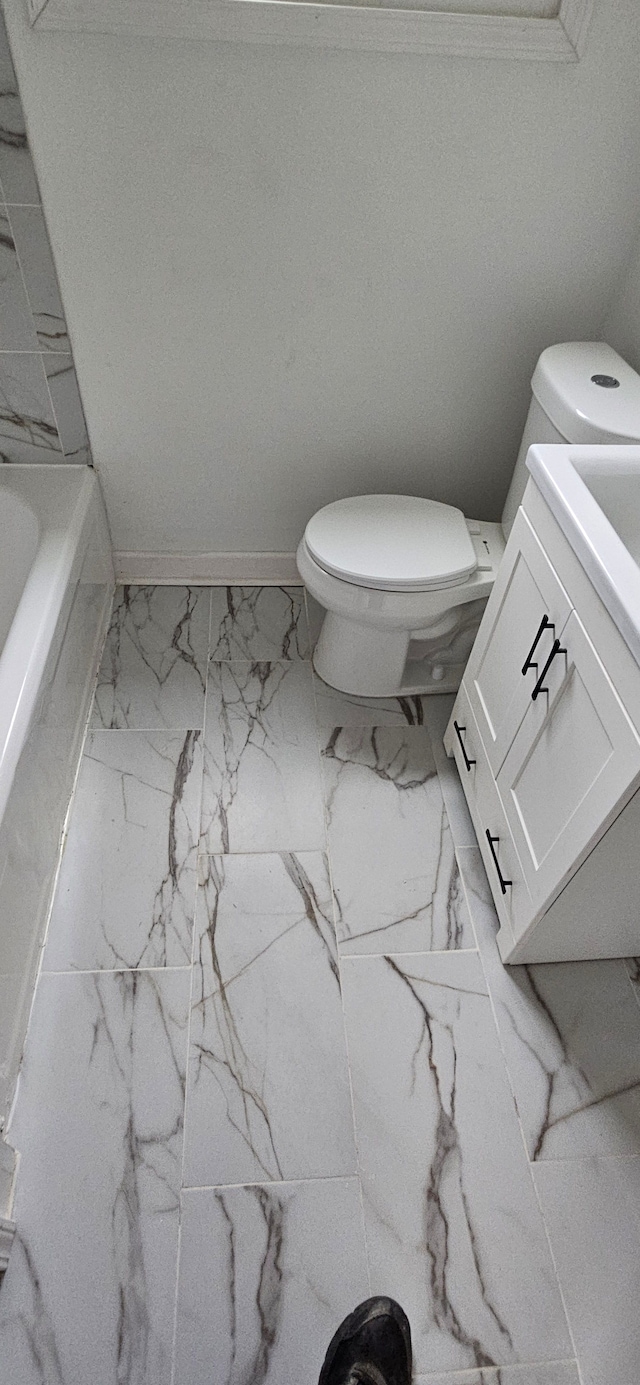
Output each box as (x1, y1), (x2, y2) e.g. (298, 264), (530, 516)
(298, 342), (640, 698)
(296, 496), (504, 696)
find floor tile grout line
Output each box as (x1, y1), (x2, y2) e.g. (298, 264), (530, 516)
(196, 845), (332, 857)
(40, 965), (193, 977)
(528, 1167), (587, 1385)
(181, 1172), (365, 1193)
(170, 586), (211, 1385)
(339, 947), (479, 961)
(6, 590), (115, 1132)
(308, 579), (372, 1290)
(528, 1147), (640, 1169)
(455, 841), (585, 1384)
(208, 656), (311, 664)
(89, 725), (206, 733)
(414, 1365), (581, 1383)
(336, 949), (373, 1297)
(456, 847), (533, 1172)
(310, 633), (333, 863)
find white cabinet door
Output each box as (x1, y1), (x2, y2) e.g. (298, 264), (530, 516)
(464, 508), (572, 775)
(497, 611), (640, 926)
(448, 682), (534, 944)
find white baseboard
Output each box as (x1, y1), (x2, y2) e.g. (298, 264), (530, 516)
(114, 551), (301, 586)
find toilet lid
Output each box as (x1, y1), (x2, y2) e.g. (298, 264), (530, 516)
(304, 495), (478, 592)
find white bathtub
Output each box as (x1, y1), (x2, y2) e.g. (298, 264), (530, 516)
(0, 466), (113, 1130)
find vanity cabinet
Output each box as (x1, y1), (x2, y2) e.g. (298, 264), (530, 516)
(445, 482), (640, 963)
(463, 509), (572, 775)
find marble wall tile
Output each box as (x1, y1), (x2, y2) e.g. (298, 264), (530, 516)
(0, 207), (39, 349)
(415, 1368), (580, 1385)
(341, 951), (572, 1374)
(0, 968), (190, 1385)
(0, 13), (40, 206)
(201, 661), (325, 854)
(209, 585), (310, 661)
(174, 1178), (370, 1385)
(43, 352), (91, 462)
(184, 850), (355, 1186)
(43, 729), (202, 971)
(91, 585), (210, 729)
(459, 848), (640, 1160)
(534, 1153), (640, 1385)
(7, 206), (69, 352)
(313, 671), (432, 729)
(322, 726), (474, 954)
(0, 352), (62, 462)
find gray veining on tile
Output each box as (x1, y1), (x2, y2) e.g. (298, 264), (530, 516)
(92, 585), (210, 729)
(341, 951), (571, 1374)
(415, 1368), (580, 1385)
(460, 848), (640, 1160)
(7, 205), (69, 352)
(5, 583), (634, 1385)
(43, 729), (202, 971)
(0, 352), (62, 463)
(209, 585), (310, 661)
(183, 850), (355, 1186)
(625, 955), (640, 1002)
(0, 13), (40, 206)
(0, 968), (190, 1385)
(200, 660), (325, 854)
(43, 352), (91, 462)
(313, 671), (432, 728)
(304, 589), (325, 650)
(534, 1153), (640, 1385)
(0, 207), (39, 350)
(322, 726), (473, 954)
(174, 1178), (369, 1385)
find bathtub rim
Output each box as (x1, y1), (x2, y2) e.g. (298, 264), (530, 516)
(0, 465), (113, 828)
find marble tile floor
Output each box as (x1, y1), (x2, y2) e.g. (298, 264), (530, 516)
(1, 585), (640, 1385)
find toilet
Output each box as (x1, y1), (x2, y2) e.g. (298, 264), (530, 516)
(297, 341), (640, 698)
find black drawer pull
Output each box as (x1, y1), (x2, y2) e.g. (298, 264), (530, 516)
(522, 614), (554, 676)
(485, 830), (512, 895)
(531, 638), (567, 701)
(453, 720), (476, 771)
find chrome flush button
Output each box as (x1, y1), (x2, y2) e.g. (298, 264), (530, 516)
(591, 374), (620, 388)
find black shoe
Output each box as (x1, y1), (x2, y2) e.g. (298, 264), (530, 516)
(318, 1297), (412, 1385)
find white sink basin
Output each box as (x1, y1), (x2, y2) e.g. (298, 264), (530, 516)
(525, 443), (640, 664)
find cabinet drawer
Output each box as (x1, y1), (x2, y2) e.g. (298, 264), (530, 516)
(497, 610), (640, 914)
(465, 508), (572, 775)
(447, 684), (534, 944)
(446, 686), (481, 802)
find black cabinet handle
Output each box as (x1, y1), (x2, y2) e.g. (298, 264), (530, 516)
(531, 638), (567, 702)
(453, 720), (476, 771)
(522, 614), (554, 676)
(485, 830), (512, 895)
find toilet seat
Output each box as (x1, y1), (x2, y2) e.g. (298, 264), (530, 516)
(304, 494), (478, 592)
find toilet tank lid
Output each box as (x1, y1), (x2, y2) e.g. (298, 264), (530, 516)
(304, 495), (478, 591)
(532, 342), (640, 445)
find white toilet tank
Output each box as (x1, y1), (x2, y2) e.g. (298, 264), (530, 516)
(502, 342), (640, 536)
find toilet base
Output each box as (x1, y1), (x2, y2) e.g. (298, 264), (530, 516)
(313, 602), (485, 698)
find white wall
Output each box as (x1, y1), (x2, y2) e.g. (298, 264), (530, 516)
(604, 230), (640, 376)
(4, 0), (640, 557)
